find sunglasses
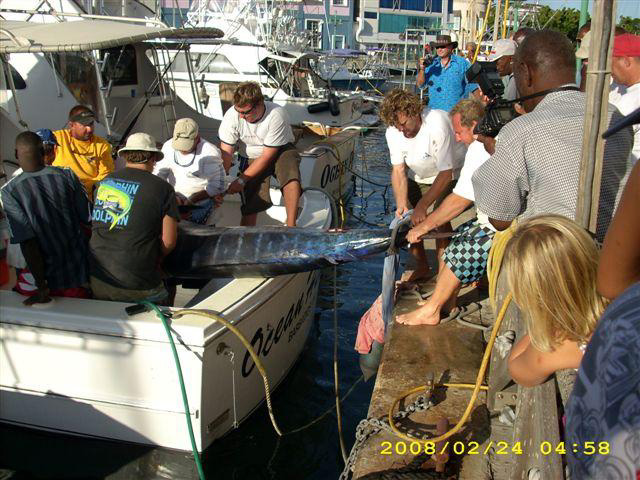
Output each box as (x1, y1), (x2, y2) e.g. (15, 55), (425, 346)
(235, 103), (258, 116)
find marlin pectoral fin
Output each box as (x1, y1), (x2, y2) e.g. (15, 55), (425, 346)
(324, 256), (339, 265)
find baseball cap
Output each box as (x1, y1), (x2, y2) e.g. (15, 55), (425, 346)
(69, 109), (96, 126)
(118, 132), (164, 160)
(172, 118), (199, 152)
(576, 31), (591, 59)
(488, 39), (517, 62)
(613, 33), (640, 57)
(35, 129), (59, 146)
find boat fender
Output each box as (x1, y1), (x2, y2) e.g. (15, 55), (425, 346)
(307, 101), (330, 114)
(328, 93), (340, 116)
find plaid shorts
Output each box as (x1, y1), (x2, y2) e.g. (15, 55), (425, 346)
(443, 218), (495, 284)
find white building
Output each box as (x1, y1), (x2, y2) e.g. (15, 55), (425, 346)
(356, 0), (453, 48)
(451, 0), (488, 50)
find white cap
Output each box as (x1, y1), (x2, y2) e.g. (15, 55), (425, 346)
(576, 31), (591, 59)
(118, 132), (163, 159)
(488, 39), (517, 61)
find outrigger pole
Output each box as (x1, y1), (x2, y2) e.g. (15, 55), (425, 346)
(575, 0), (618, 232)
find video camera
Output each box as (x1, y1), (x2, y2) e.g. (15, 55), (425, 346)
(465, 62), (519, 137)
(419, 45), (435, 69)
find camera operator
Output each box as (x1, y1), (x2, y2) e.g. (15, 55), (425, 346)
(488, 39), (518, 101)
(471, 29), (633, 242)
(416, 35), (479, 112)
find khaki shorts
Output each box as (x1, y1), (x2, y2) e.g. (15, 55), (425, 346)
(241, 144), (301, 216)
(90, 276), (168, 304)
(407, 178), (456, 211)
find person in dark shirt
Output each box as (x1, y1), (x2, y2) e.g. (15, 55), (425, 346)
(1, 131), (91, 305)
(90, 133), (179, 304)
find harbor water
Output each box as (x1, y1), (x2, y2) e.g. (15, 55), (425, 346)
(0, 128), (405, 480)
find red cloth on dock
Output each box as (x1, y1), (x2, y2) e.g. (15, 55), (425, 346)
(355, 294), (386, 354)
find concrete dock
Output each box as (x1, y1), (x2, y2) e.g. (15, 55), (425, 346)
(349, 214), (566, 479)
(352, 282), (494, 479)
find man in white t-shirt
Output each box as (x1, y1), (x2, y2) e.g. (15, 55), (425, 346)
(397, 98), (496, 326)
(380, 88), (465, 283)
(219, 82), (301, 227)
(154, 118), (226, 224)
(609, 34), (640, 167)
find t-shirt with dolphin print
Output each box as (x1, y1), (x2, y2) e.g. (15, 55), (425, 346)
(90, 167), (179, 290)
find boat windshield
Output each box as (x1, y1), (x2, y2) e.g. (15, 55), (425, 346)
(100, 46), (138, 86)
(171, 51), (239, 76)
(47, 52), (102, 118)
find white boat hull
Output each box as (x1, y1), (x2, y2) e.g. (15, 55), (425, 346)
(0, 191), (329, 452)
(0, 271), (319, 451)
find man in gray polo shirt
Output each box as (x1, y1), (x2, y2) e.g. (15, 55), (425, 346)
(219, 82), (301, 227)
(472, 30), (633, 242)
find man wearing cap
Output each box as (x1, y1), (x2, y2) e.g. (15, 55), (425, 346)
(489, 38), (518, 101)
(609, 33), (640, 167)
(219, 81), (301, 227)
(90, 132), (179, 304)
(1, 131), (91, 305)
(154, 118), (226, 224)
(416, 35), (479, 112)
(53, 105), (114, 200)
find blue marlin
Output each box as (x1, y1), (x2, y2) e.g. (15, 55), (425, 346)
(164, 224), (409, 279)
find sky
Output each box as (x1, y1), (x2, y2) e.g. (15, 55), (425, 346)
(536, 0), (640, 21)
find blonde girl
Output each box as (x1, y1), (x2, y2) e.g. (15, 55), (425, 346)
(504, 215), (608, 387)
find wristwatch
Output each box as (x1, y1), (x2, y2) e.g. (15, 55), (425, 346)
(235, 176), (246, 186)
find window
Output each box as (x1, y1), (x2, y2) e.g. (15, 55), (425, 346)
(378, 13), (441, 34)
(364, 11), (377, 19)
(331, 0), (348, 5)
(100, 45), (137, 86)
(305, 19), (323, 49)
(379, 0), (442, 12)
(168, 52), (239, 75)
(48, 53), (101, 116)
(1, 63), (26, 90)
(332, 35), (345, 49)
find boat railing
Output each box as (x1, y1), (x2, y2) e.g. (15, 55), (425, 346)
(0, 8), (168, 28)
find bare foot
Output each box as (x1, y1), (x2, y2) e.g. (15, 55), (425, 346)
(396, 304), (441, 326)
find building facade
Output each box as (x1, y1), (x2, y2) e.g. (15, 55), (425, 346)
(290, 0), (356, 50)
(356, 0), (453, 48)
(451, 0), (488, 50)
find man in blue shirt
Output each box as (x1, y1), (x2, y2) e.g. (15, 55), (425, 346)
(416, 35), (478, 111)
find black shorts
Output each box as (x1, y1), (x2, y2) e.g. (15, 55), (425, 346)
(240, 144), (301, 216)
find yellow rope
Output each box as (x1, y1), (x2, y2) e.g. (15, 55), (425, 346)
(487, 224), (516, 310)
(472, 0), (493, 64)
(502, 0), (511, 39)
(387, 292), (513, 446)
(172, 309), (284, 435)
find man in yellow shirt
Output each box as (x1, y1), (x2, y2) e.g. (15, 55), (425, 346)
(53, 105), (114, 200)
